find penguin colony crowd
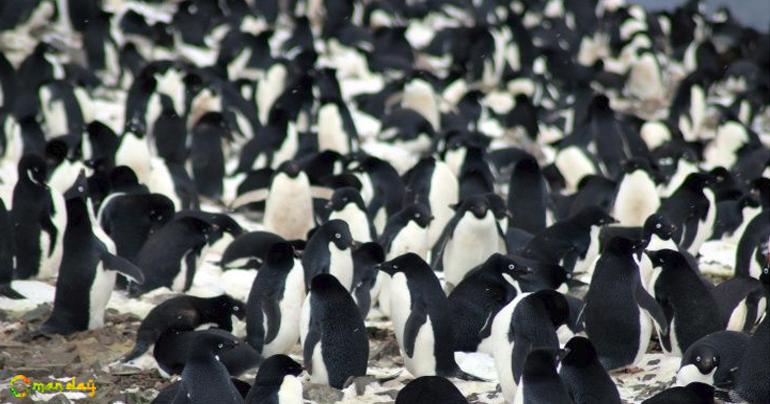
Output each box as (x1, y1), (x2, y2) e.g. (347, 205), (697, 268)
(0, 0), (768, 402)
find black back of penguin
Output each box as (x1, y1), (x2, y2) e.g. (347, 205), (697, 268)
(302, 273), (368, 389)
(584, 237), (667, 371)
(642, 382), (715, 404)
(190, 112), (228, 200)
(519, 348), (574, 404)
(99, 193), (175, 263)
(558, 337), (621, 404)
(508, 156), (547, 234)
(395, 376), (468, 404)
(731, 316), (770, 404)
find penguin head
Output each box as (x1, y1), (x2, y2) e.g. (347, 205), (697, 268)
(561, 336), (598, 369)
(265, 242), (296, 271)
(643, 213), (676, 241)
(326, 187), (365, 212)
(353, 242), (385, 267)
(319, 219), (354, 250)
(310, 273), (348, 296)
(400, 202), (433, 228)
(484, 193), (511, 222)
(571, 206), (616, 228)
(683, 344), (720, 375)
(455, 195), (490, 219)
(486, 253), (532, 280)
(604, 236), (639, 256)
(646, 249), (688, 271)
(378, 253), (427, 276)
(210, 294), (247, 320)
(254, 354), (303, 385)
(277, 160), (303, 178)
(530, 289), (570, 329)
(109, 166), (141, 191)
(681, 172), (713, 191)
(188, 329), (240, 356)
(44, 139), (70, 169)
(18, 154), (48, 185)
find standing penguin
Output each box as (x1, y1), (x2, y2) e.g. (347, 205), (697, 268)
(395, 376), (468, 404)
(300, 274), (368, 389)
(302, 219), (355, 291)
(432, 195), (502, 293)
(448, 253), (531, 352)
(231, 161), (314, 241)
(350, 242), (385, 318)
(0, 199), (23, 298)
(507, 156), (547, 234)
(484, 290), (569, 402)
(170, 331), (244, 404)
(647, 249), (725, 357)
(711, 277), (767, 332)
(584, 237), (668, 371)
(657, 172), (716, 256)
(130, 215), (212, 294)
(730, 316), (769, 404)
(559, 337), (622, 404)
(244, 354), (304, 404)
(41, 175), (145, 334)
(246, 242), (305, 357)
(514, 348), (574, 404)
(11, 154), (67, 279)
(316, 99), (358, 155)
(324, 187), (376, 242)
(402, 157), (458, 247)
(190, 111), (229, 201)
(612, 159), (660, 227)
(379, 253), (481, 380)
(98, 193), (175, 263)
(676, 331), (750, 388)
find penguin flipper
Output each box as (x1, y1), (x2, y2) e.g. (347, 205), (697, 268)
(680, 215), (699, 251)
(403, 300), (428, 358)
(101, 251), (145, 284)
(0, 283), (25, 299)
(635, 283), (669, 335)
(303, 316), (321, 373)
(261, 293), (282, 345)
(430, 215), (459, 270)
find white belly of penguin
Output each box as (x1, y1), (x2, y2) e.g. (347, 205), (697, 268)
(310, 343), (329, 385)
(264, 174), (314, 240)
(676, 364), (716, 386)
(634, 309), (653, 366)
(388, 221), (429, 260)
(330, 204), (371, 242)
(328, 243), (353, 291)
(171, 249), (192, 292)
(613, 171), (660, 227)
(427, 162), (458, 247)
(725, 298), (748, 331)
(486, 295), (526, 402)
(263, 265), (306, 356)
(443, 213), (499, 288)
(277, 375), (303, 403)
(88, 263), (117, 329)
(405, 317), (437, 377)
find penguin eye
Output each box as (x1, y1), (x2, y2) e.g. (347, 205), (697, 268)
(655, 223), (662, 229)
(508, 264), (515, 270)
(335, 233), (341, 239)
(414, 213), (421, 218)
(217, 343), (223, 349)
(232, 306), (239, 312)
(712, 356), (718, 364)
(696, 356), (701, 362)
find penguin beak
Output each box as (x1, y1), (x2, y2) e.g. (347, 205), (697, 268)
(350, 240), (361, 249)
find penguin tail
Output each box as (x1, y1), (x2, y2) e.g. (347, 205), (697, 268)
(123, 340), (150, 362)
(0, 284), (25, 299)
(449, 368), (490, 382)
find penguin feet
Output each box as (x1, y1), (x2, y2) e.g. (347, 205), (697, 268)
(0, 283), (25, 299)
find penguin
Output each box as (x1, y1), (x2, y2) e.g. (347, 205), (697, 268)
(244, 354), (304, 404)
(734, 311), (770, 404)
(402, 157), (458, 248)
(642, 382), (715, 404)
(484, 290), (569, 402)
(378, 253), (482, 380)
(0, 199), (23, 299)
(349, 155), (405, 234)
(130, 215), (213, 295)
(153, 328), (262, 378)
(98, 193), (175, 263)
(522, 207), (616, 278)
(41, 174), (145, 334)
(558, 337), (622, 404)
(431, 195), (502, 293)
(448, 253), (531, 352)
(246, 242), (305, 357)
(625, 48), (665, 101)
(316, 99), (358, 155)
(231, 161), (314, 241)
(676, 331), (750, 388)
(647, 249), (725, 356)
(302, 219), (355, 292)
(152, 378), (251, 404)
(167, 330), (245, 404)
(219, 231), (288, 270)
(514, 348), (574, 404)
(124, 294), (246, 362)
(324, 187), (376, 242)
(11, 154), (67, 280)
(611, 159), (661, 227)
(657, 172), (716, 256)
(350, 241), (384, 318)
(300, 274), (368, 389)
(507, 156), (547, 234)
(584, 237), (668, 371)
(735, 209), (770, 280)
(711, 277), (767, 332)
(395, 376), (468, 404)
(190, 111), (229, 201)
